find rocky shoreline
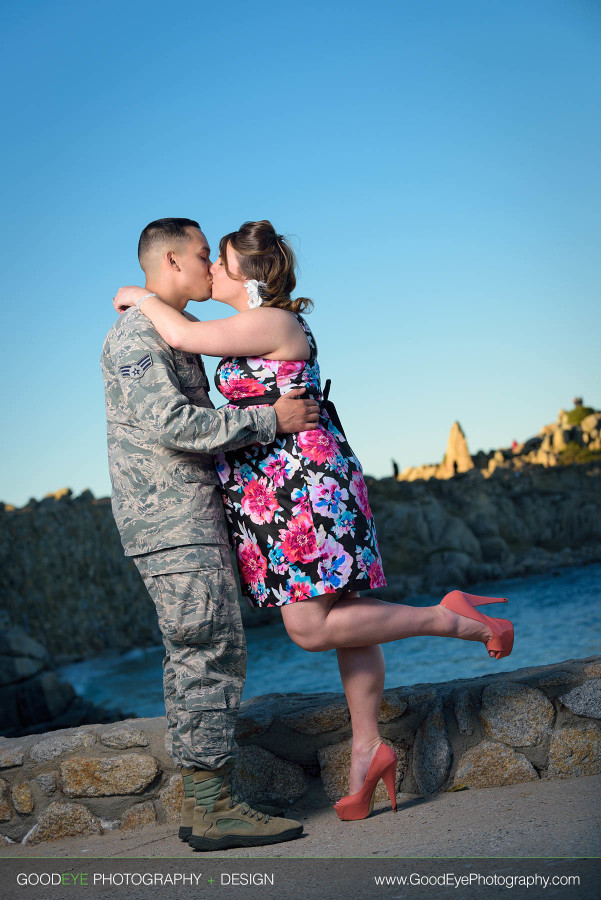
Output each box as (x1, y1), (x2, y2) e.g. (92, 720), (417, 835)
(365, 461), (601, 601)
(0, 614), (129, 740)
(1, 461), (600, 673)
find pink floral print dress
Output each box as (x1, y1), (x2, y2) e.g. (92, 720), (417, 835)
(213, 313), (386, 607)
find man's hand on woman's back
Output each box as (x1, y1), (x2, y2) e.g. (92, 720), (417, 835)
(274, 388), (320, 433)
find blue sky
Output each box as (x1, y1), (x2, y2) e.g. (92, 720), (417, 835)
(1, 0), (600, 507)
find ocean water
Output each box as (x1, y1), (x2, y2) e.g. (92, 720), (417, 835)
(58, 563), (601, 719)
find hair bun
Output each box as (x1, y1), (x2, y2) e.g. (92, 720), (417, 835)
(218, 220), (313, 315)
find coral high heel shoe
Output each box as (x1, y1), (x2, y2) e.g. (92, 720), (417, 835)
(334, 742), (398, 821)
(441, 590), (514, 659)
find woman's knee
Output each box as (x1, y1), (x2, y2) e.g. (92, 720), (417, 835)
(291, 631), (330, 652)
(282, 618), (329, 652)
(284, 619), (323, 653)
(281, 593), (339, 652)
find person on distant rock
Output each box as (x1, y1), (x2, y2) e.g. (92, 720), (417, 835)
(392, 459), (400, 479)
(102, 218), (317, 851)
(113, 219), (515, 824)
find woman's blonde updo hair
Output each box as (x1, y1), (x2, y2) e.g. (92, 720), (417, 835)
(219, 220), (313, 313)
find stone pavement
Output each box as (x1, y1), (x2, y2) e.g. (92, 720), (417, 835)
(1, 774), (599, 899)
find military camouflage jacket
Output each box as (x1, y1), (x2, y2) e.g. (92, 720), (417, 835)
(101, 308), (276, 556)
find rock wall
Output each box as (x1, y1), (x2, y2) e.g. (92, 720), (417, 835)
(0, 657), (599, 846)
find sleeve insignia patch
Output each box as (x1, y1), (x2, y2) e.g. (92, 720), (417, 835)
(119, 353), (153, 378)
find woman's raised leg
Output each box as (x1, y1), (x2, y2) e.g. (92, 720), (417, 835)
(280, 590), (499, 658)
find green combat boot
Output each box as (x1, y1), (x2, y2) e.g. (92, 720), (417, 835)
(179, 766), (284, 840)
(187, 764), (303, 851)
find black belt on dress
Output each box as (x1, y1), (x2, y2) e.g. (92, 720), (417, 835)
(228, 379), (346, 438)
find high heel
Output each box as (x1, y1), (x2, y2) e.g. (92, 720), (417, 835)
(441, 590), (514, 659)
(334, 742), (398, 821)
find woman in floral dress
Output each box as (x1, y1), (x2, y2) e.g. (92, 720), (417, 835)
(114, 220), (513, 818)
(213, 309), (385, 608)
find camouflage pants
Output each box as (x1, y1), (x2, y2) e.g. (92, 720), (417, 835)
(133, 544), (247, 770)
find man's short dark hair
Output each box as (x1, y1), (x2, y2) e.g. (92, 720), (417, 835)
(138, 218), (201, 265)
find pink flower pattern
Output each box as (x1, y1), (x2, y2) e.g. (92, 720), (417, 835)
(259, 449), (299, 487)
(298, 428), (339, 464)
(226, 378), (267, 400)
(280, 514), (319, 564)
(215, 313), (386, 607)
(241, 479), (279, 525)
(349, 471), (373, 519)
(238, 539), (267, 586)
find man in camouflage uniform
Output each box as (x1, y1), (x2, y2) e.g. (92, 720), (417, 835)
(101, 218), (317, 849)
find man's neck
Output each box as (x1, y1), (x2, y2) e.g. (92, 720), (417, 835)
(144, 279), (188, 313)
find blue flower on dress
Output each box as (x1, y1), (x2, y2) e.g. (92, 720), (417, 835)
(308, 477), (348, 519)
(328, 454), (349, 477)
(317, 532), (353, 591)
(269, 544), (288, 575)
(214, 454), (231, 482)
(334, 510), (356, 538)
(356, 546), (376, 575)
(219, 361), (243, 382)
(234, 463), (254, 487)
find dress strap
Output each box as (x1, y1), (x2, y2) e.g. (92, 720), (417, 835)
(292, 312), (317, 363)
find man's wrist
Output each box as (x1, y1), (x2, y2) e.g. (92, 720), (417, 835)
(255, 407), (277, 444)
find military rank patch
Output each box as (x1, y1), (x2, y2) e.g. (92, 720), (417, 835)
(119, 353), (153, 378)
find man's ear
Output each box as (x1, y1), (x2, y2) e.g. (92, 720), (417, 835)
(166, 250), (181, 271)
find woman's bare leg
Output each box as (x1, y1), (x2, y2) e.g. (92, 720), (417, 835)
(280, 590), (498, 657)
(337, 643), (386, 793)
(281, 589), (498, 804)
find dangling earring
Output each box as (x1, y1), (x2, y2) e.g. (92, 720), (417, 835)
(245, 280), (267, 308)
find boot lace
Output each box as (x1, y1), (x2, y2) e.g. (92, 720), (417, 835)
(223, 766), (271, 822)
(229, 788), (270, 822)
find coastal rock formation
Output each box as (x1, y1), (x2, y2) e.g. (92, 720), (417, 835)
(24, 801), (103, 845)
(0, 615), (124, 739)
(3, 466), (600, 671)
(439, 421), (474, 479)
(479, 682), (555, 747)
(59, 753), (160, 798)
(120, 801), (156, 831)
(412, 698), (453, 794)
(399, 403), (601, 482)
(367, 460), (601, 600)
(0, 656), (598, 845)
(546, 723), (601, 778)
(0, 492), (278, 673)
(233, 746), (307, 804)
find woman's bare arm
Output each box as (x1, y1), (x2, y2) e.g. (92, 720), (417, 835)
(113, 287), (304, 358)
